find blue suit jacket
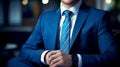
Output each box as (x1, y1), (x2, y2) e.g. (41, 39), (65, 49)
(20, 2), (120, 67)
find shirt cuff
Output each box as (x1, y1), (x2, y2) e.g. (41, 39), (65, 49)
(41, 50), (49, 64)
(77, 54), (82, 67)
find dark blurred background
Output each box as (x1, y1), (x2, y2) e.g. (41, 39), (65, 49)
(0, 0), (120, 67)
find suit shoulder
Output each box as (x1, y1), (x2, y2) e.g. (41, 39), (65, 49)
(92, 7), (108, 14)
(89, 7), (109, 18)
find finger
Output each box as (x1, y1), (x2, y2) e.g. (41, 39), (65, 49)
(46, 51), (57, 64)
(48, 51), (61, 64)
(47, 51), (56, 58)
(50, 51), (72, 67)
(50, 55), (62, 66)
(50, 59), (63, 67)
(49, 53), (59, 64)
(49, 50), (65, 66)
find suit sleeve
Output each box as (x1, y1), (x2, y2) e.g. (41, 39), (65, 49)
(81, 12), (120, 67)
(19, 14), (45, 66)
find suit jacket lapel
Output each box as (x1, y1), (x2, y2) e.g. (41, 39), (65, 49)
(50, 9), (61, 50)
(70, 2), (90, 49)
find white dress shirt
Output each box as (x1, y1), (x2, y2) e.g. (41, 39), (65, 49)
(41, 0), (82, 67)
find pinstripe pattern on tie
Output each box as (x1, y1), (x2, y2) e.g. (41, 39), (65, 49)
(60, 10), (72, 54)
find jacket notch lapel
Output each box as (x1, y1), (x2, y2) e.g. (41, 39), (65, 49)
(70, 3), (90, 50)
(50, 9), (61, 50)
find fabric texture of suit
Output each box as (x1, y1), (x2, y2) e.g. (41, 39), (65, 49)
(19, 1), (120, 67)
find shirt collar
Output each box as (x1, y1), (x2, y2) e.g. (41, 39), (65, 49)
(60, 0), (82, 16)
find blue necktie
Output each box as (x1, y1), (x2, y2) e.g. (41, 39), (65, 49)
(60, 10), (72, 54)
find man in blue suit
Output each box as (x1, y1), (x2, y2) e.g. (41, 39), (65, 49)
(7, 0), (120, 67)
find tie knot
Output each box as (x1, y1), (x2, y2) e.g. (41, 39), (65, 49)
(63, 10), (72, 17)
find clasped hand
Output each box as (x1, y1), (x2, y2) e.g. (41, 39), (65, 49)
(45, 50), (72, 67)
